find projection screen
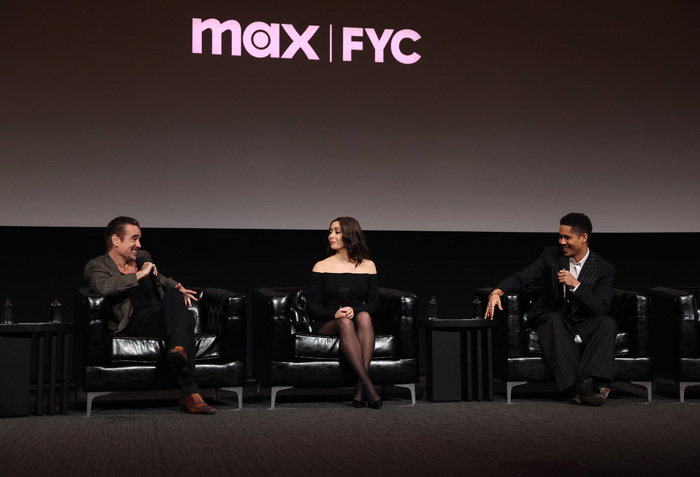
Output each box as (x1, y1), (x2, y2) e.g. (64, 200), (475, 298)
(2, 1), (699, 232)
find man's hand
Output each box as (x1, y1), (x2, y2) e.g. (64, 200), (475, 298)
(484, 289), (503, 320)
(176, 284), (199, 307)
(135, 261), (155, 281)
(557, 270), (580, 289)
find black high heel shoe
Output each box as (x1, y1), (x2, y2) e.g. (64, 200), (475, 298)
(352, 399), (367, 408)
(352, 384), (366, 408)
(367, 398), (382, 409)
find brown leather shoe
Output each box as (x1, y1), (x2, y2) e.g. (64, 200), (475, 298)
(179, 393), (216, 415)
(168, 346), (188, 370)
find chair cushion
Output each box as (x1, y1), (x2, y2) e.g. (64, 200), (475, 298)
(111, 334), (220, 363)
(292, 333), (397, 360)
(526, 330), (631, 356)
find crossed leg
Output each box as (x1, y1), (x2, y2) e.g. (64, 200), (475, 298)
(318, 311), (379, 402)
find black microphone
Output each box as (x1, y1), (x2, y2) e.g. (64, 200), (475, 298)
(558, 256), (569, 299)
(136, 256), (155, 277)
(339, 286), (349, 307)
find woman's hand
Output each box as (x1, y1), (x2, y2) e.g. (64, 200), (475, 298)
(335, 306), (354, 319)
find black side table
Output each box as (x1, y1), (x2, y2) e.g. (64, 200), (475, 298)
(0, 322), (76, 416)
(419, 318), (499, 402)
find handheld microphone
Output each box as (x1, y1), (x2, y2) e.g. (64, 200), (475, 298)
(558, 256), (569, 299)
(136, 256), (156, 280)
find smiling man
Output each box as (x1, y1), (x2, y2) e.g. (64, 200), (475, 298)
(484, 213), (617, 406)
(84, 216), (216, 414)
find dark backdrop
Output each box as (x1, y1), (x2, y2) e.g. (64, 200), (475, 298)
(6, 226), (697, 321)
(2, 226), (696, 376)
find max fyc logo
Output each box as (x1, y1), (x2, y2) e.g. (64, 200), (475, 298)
(192, 18), (422, 64)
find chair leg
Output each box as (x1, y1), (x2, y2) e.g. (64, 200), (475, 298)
(86, 391), (111, 417)
(680, 382), (700, 402)
(630, 381), (653, 402)
(270, 386), (292, 409)
(218, 387), (243, 409)
(394, 383), (416, 405)
(507, 381), (527, 404)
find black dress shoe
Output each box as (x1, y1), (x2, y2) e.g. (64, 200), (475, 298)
(571, 392), (606, 406)
(594, 381), (612, 399)
(571, 377), (606, 406)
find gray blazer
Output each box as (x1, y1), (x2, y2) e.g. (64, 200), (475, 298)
(84, 250), (179, 333)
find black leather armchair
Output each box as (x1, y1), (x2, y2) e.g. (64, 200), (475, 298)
(74, 287), (246, 415)
(649, 287), (700, 402)
(252, 287), (419, 408)
(476, 287), (652, 402)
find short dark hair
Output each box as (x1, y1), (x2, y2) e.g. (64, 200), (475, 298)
(327, 216), (370, 265)
(560, 212), (592, 237)
(105, 216), (140, 250)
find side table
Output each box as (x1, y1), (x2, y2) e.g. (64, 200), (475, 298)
(0, 322), (76, 416)
(419, 318), (499, 402)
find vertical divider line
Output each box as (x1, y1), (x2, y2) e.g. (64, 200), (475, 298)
(329, 24), (333, 62)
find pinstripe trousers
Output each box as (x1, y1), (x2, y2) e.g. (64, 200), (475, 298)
(530, 312), (617, 391)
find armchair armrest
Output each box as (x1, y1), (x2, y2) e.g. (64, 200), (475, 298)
(252, 287), (297, 367)
(197, 288), (246, 362)
(649, 287), (698, 358)
(610, 289), (649, 357)
(375, 287), (418, 358)
(650, 287), (698, 319)
(476, 287), (530, 358)
(74, 287), (112, 366)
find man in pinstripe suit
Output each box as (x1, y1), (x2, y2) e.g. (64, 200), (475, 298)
(84, 216), (216, 414)
(484, 213), (616, 406)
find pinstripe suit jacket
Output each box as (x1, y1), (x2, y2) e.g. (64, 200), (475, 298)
(84, 250), (179, 333)
(496, 246), (615, 321)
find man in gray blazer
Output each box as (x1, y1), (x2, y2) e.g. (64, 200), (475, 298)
(84, 216), (216, 414)
(485, 213), (616, 406)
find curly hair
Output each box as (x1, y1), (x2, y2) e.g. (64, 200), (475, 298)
(560, 212), (592, 237)
(327, 216), (370, 266)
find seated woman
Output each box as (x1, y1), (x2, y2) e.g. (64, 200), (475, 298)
(306, 217), (382, 409)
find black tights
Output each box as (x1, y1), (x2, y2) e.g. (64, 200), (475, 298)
(318, 312), (379, 402)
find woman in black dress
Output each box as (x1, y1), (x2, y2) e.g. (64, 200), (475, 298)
(306, 217), (382, 408)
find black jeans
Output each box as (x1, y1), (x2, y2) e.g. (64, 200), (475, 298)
(124, 288), (198, 397)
